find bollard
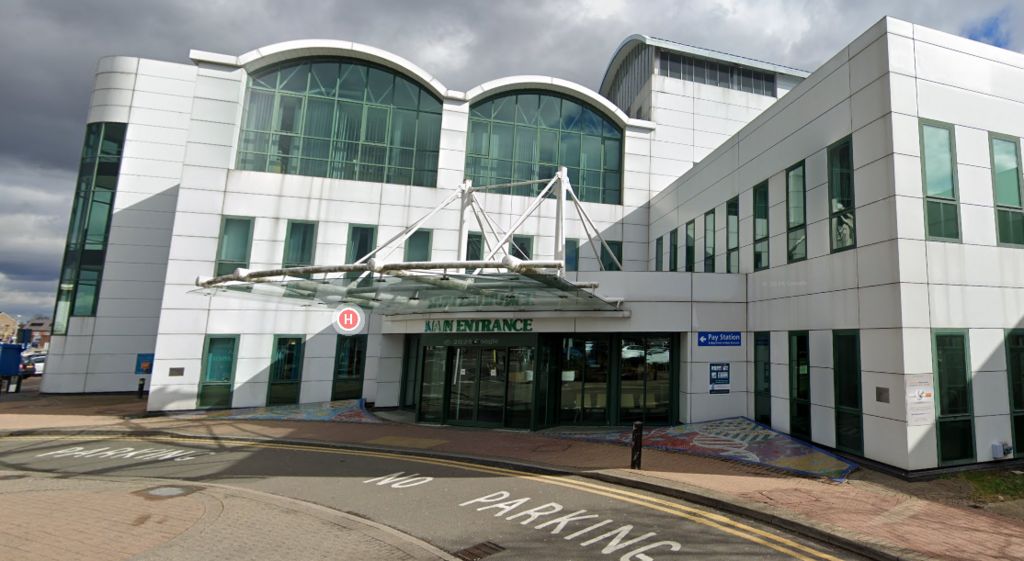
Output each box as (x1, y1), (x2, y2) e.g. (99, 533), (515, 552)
(137, 377), (146, 399)
(630, 420), (643, 469)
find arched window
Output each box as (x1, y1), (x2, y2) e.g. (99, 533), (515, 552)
(237, 59), (442, 187)
(465, 91), (622, 204)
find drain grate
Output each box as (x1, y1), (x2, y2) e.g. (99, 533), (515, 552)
(454, 541), (505, 560)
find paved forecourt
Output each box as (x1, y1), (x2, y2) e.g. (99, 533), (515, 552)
(0, 434), (864, 561)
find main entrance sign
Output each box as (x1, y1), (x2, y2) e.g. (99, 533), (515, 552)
(424, 318), (533, 333)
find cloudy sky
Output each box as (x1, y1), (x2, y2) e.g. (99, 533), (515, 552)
(0, 0), (1017, 321)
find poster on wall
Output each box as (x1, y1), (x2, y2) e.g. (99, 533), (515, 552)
(906, 374), (935, 426)
(709, 363), (730, 394)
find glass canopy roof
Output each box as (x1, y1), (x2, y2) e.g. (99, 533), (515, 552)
(189, 270), (620, 315)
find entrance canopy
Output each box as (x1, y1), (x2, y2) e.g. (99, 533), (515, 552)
(194, 168), (627, 317)
(191, 265), (622, 315)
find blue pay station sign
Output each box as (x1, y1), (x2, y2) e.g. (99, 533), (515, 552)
(697, 331), (741, 346)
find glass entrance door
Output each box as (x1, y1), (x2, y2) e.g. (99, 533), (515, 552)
(268, 336), (304, 405)
(448, 346), (509, 426)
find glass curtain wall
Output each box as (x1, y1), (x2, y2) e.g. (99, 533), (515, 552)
(53, 122), (127, 334)
(465, 91), (623, 204)
(237, 58), (442, 187)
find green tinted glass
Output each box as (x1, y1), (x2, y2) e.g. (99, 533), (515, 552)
(923, 124), (955, 199)
(405, 230), (432, 261)
(992, 137), (1021, 208)
(283, 221), (316, 267)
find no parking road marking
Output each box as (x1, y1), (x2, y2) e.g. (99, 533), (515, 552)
(35, 446), (212, 462)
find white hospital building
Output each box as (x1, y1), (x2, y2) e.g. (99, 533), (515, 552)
(43, 16), (1024, 472)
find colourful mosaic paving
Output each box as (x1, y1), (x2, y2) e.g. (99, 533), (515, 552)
(172, 399), (382, 424)
(548, 417), (857, 481)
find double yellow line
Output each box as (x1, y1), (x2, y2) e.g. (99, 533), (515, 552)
(5, 434), (843, 561)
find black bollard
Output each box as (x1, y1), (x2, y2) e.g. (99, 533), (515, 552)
(137, 377), (146, 399)
(630, 420), (643, 469)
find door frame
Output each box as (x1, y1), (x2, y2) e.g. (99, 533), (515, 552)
(267, 334), (305, 406)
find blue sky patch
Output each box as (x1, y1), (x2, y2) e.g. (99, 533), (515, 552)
(966, 9), (1012, 48)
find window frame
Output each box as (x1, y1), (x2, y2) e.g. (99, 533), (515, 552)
(215, 216), (255, 277)
(752, 180), (769, 271)
(404, 229), (433, 262)
(510, 234), (533, 260)
(703, 209), (716, 272)
(655, 235), (664, 271)
(786, 161), (807, 263)
(828, 136), (857, 253)
(931, 329), (975, 466)
(919, 119), (962, 242)
(565, 238), (579, 272)
(600, 240), (623, 271)
(346, 224), (378, 263)
(685, 220), (695, 272)
(832, 329), (863, 455)
(726, 196), (739, 273)
(990, 131), (1024, 247)
(282, 219), (318, 269)
(1005, 329), (1024, 459)
(197, 334), (239, 409)
(668, 229), (678, 272)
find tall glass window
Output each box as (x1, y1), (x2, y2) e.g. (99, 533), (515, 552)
(216, 217), (254, 276)
(668, 229), (678, 272)
(404, 230), (432, 261)
(726, 197), (739, 273)
(991, 133), (1024, 245)
(685, 220), (695, 272)
(704, 210), (715, 272)
(237, 58), (442, 187)
(833, 331), (863, 455)
(1006, 331), (1024, 458)
(753, 181), (769, 271)
(54, 122), (127, 334)
(789, 331), (811, 441)
(655, 236), (664, 271)
(565, 238), (579, 272)
(921, 122), (960, 240)
(466, 91), (623, 204)
(466, 231), (483, 261)
(347, 225), (377, 263)
(601, 241), (623, 271)
(268, 336), (305, 406)
(787, 162), (806, 262)
(753, 332), (771, 425)
(934, 331), (974, 464)
(828, 137), (856, 251)
(198, 335), (238, 408)
(333, 334), (367, 400)
(283, 220), (317, 269)
(560, 336), (610, 424)
(620, 335), (672, 424)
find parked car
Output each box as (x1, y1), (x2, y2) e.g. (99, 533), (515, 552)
(20, 357), (36, 376)
(30, 354), (46, 375)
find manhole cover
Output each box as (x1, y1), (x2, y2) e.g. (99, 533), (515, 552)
(454, 541), (504, 560)
(134, 485), (202, 500)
